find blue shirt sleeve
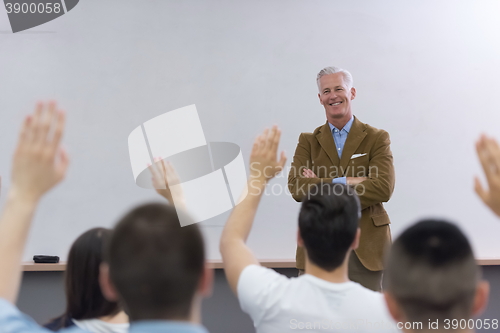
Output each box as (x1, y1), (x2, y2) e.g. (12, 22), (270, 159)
(0, 298), (87, 333)
(332, 177), (347, 185)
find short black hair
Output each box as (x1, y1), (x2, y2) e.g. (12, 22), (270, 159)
(106, 203), (205, 321)
(299, 183), (360, 271)
(384, 220), (479, 323)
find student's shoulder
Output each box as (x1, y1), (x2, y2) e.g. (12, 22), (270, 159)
(0, 299), (87, 333)
(238, 265), (293, 294)
(240, 265), (290, 283)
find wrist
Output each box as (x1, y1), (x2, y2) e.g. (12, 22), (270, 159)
(249, 175), (267, 186)
(248, 177), (267, 196)
(7, 187), (41, 206)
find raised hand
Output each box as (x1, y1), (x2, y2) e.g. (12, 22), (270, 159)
(475, 134), (500, 217)
(11, 102), (68, 202)
(0, 101), (68, 304)
(249, 126), (287, 183)
(148, 158), (185, 207)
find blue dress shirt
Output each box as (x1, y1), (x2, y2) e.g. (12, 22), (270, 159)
(328, 116), (354, 185)
(0, 298), (208, 333)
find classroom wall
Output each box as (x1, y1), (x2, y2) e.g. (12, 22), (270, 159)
(2, 0), (500, 264)
(17, 267), (500, 333)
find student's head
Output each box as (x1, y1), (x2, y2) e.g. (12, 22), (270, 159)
(298, 183), (361, 271)
(383, 220), (489, 328)
(65, 228), (120, 320)
(100, 203), (212, 321)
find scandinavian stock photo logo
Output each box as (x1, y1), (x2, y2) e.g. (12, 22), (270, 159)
(128, 105), (249, 227)
(3, 0), (79, 33)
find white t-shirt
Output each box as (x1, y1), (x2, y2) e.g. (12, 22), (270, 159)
(237, 265), (400, 333)
(72, 318), (129, 333)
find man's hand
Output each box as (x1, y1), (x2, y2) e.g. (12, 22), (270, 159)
(475, 134), (500, 217)
(302, 168), (317, 178)
(249, 126), (287, 183)
(302, 169), (367, 186)
(148, 157), (185, 208)
(11, 102), (68, 203)
(347, 177), (368, 185)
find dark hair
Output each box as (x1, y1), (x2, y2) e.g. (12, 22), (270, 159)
(106, 203), (205, 321)
(299, 183), (360, 271)
(383, 220), (479, 323)
(44, 228), (120, 330)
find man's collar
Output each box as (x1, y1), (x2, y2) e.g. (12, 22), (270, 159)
(328, 115), (354, 133)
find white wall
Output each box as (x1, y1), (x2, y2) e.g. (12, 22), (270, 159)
(1, 0), (500, 261)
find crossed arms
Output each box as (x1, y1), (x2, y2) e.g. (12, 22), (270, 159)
(287, 130), (395, 210)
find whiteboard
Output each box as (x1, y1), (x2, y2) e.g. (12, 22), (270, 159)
(1, 0), (500, 261)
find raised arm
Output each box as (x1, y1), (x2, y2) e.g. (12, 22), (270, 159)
(220, 126), (286, 295)
(0, 102), (68, 303)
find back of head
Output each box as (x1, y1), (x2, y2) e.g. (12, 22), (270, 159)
(299, 184), (360, 271)
(384, 220), (479, 323)
(65, 227), (119, 320)
(106, 203), (205, 321)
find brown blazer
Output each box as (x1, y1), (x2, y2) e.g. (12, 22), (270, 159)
(288, 116), (395, 271)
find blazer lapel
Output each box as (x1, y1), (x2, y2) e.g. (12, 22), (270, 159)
(339, 117), (367, 173)
(316, 122), (340, 166)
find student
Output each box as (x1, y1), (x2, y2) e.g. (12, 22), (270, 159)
(44, 228), (129, 332)
(0, 102), (213, 333)
(383, 220), (490, 332)
(220, 126), (398, 333)
(475, 134), (500, 217)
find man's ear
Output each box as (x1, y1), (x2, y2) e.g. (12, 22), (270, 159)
(350, 87), (356, 100)
(99, 263), (119, 302)
(297, 229), (304, 247)
(472, 280), (490, 316)
(199, 264), (214, 298)
(351, 228), (361, 250)
(318, 93), (323, 105)
(384, 292), (404, 323)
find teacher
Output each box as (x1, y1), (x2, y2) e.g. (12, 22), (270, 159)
(288, 66), (395, 291)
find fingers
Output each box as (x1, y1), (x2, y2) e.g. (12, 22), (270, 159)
(476, 136), (496, 184)
(17, 115), (32, 147)
(165, 161), (181, 186)
(270, 126), (281, 156)
(484, 136), (500, 174)
(30, 102), (44, 144)
(26, 102), (65, 158)
(36, 101), (56, 144)
(476, 135), (500, 206)
(474, 176), (489, 204)
(157, 157), (167, 180)
(149, 157), (166, 189)
(278, 151), (287, 171)
(259, 129), (268, 152)
(49, 110), (65, 156)
(148, 161), (160, 188)
(302, 168), (316, 178)
(56, 147), (70, 181)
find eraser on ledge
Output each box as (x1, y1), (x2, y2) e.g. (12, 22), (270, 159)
(33, 255), (60, 264)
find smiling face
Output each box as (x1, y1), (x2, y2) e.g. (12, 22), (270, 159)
(318, 72), (356, 126)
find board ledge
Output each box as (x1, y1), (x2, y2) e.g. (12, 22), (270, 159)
(21, 258), (500, 271)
